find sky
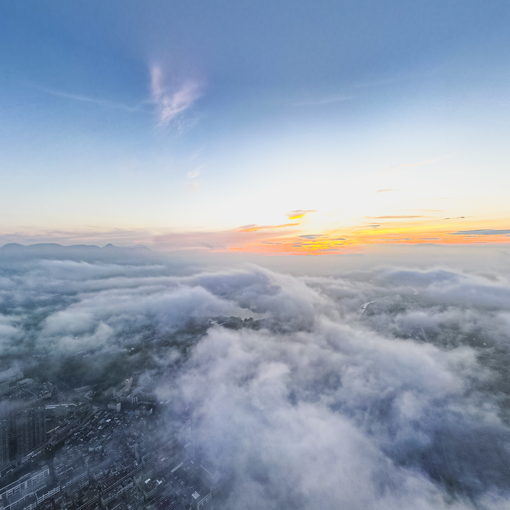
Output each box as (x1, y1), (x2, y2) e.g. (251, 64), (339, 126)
(1, 0), (510, 255)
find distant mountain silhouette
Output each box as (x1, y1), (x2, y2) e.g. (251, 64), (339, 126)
(0, 242), (154, 263)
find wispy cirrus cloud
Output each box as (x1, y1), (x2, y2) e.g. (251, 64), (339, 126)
(451, 229), (510, 236)
(30, 85), (147, 113)
(185, 165), (203, 191)
(237, 223), (299, 233)
(368, 215), (426, 220)
(293, 93), (351, 106)
(150, 65), (202, 127)
(287, 209), (316, 220)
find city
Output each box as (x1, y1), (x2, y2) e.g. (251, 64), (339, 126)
(0, 359), (217, 509)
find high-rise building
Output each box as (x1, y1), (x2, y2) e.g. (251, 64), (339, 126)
(0, 419), (10, 466)
(13, 409), (46, 459)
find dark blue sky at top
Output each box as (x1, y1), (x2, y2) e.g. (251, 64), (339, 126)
(2, 1), (509, 129)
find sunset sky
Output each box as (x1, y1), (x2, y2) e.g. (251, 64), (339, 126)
(1, 1), (510, 254)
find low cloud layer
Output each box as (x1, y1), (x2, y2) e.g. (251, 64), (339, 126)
(0, 245), (509, 508)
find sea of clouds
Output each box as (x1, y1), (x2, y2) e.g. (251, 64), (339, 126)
(0, 244), (509, 509)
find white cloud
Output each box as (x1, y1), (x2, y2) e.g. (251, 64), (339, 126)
(1, 247), (510, 507)
(150, 65), (202, 127)
(186, 167), (201, 180)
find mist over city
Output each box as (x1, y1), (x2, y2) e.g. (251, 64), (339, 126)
(2, 1), (510, 509)
(0, 244), (509, 508)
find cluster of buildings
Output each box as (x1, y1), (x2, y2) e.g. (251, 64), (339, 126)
(0, 371), (217, 509)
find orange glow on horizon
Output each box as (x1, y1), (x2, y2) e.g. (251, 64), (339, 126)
(225, 217), (510, 255)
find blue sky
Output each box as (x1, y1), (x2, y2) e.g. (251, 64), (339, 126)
(1, 1), (510, 253)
